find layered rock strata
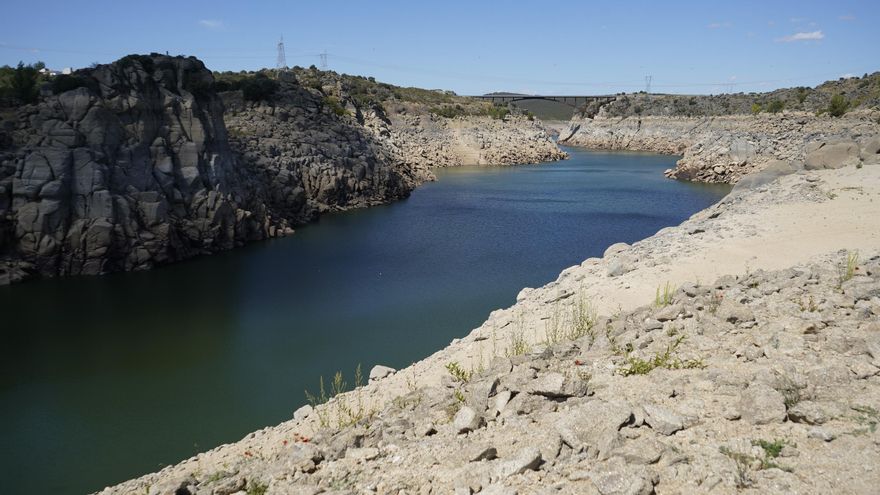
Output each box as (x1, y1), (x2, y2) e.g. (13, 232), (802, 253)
(561, 112), (880, 183)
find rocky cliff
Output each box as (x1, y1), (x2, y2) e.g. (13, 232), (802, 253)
(0, 57), (565, 285)
(0, 55), (282, 284)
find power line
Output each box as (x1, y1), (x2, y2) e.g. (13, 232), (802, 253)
(276, 36), (287, 69)
(0, 42), (867, 93)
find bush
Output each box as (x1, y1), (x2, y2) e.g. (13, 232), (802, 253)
(240, 74), (278, 102)
(827, 94), (850, 117)
(323, 96), (347, 116)
(485, 105), (510, 120)
(430, 104), (466, 118)
(766, 100), (785, 113)
(750, 102), (762, 114)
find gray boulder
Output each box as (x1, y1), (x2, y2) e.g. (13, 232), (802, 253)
(860, 137), (880, 164)
(804, 140), (861, 170)
(731, 159), (799, 194)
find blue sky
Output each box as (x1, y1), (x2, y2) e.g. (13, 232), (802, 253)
(1, 0), (877, 95)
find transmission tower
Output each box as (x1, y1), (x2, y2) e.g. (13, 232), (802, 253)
(319, 50), (328, 70)
(276, 35), (287, 69)
(644, 75), (652, 94)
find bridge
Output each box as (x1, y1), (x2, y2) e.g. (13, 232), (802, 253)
(470, 94), (616, 108)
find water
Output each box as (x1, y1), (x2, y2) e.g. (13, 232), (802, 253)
(0, 147), (729, 494)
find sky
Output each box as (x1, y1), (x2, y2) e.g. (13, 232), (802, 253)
(1, 0), (878, 95)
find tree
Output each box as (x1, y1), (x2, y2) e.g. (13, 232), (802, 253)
(11, 62), (39, 104)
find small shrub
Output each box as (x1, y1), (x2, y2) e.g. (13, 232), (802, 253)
(430, 104), (466, 118)
(751, 102), (762, 114)
(304, 365), (373, 429)
(707, 290), (723, 314)
(246, 481), (268, 495)
(618, 336), (705, 376)
(827, 94), (850, 117)
(323, 96), (348, 116)
(485, 104), (510, 120)
(506, 331), (531, 357)
(445, 361), (472, 383)
(752, 439), (786, 460)
(654, 282), (674, 308)
(775, 374), (806, 409)
(838, 250), (859, 285)
(569, 294), (598, 341)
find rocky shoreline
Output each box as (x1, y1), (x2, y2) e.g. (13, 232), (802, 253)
(0, 55), (564, 285)
(98, 155), (880, 493)
(560, 112), (880, 183)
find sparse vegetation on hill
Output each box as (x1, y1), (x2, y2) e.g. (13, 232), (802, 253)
(582, 72), (880, 118)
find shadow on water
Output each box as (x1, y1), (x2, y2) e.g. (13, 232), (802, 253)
(0, 146), (729, 493)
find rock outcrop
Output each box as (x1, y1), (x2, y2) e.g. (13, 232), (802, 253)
(0, 55), (277, 284)
(560, 75), (880, 184)
(221, 78), (424, 225)
(562, 111), (880, 183)
(0, 56), (566, 285)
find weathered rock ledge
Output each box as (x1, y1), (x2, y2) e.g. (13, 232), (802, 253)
(560, 112), (880, 183)
(99, 161), (880, 493)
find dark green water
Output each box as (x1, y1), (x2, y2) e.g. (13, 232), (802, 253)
(0, 147), (729, 494)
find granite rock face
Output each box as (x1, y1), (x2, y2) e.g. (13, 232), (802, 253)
(0, 55), (276, 284)
(0, 56), (566, 285)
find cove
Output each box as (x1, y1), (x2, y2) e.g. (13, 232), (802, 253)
(0, 147), (729, 494)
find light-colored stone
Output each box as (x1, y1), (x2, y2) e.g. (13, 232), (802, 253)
(369, 365), (397, 382)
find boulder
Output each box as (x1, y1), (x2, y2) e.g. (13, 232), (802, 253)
(494, 447), (542, 478)
(731, 159), (799, 194)
(860, 137), (880, 164)
(641, 404), (687, 435)
(369, 365), (396, 382)
(528, 372), (589, 399)
(454, 406), (483, 433)
(804, 140), (861, 170)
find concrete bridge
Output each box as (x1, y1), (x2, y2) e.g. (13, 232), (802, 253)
(470, 94), (616, 108)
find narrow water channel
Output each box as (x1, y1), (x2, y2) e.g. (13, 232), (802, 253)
(0, 147), (730, 494)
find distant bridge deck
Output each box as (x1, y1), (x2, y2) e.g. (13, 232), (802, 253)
(470, 94), (616, 107)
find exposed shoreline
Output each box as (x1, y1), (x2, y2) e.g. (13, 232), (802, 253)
(99, 146), (880, 494)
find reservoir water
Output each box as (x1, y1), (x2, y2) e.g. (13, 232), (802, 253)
(0, 147), (729, 494)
